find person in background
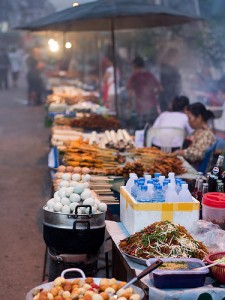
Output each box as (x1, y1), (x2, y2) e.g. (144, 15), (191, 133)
(102, 54), (119, 115)
(126, 56), (162, 129)
(159, 48), (182, 112)
(8, 47), (22, 88)
(151, 95), (193, 151)
(0, 47), (10, 90)
(174, 102), (216, 167)
(26, 49), (44, 106)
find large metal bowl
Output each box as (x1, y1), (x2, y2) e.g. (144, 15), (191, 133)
(26, 268), (145, 300)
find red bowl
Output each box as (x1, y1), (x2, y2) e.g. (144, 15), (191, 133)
(205, 252), (225, 284)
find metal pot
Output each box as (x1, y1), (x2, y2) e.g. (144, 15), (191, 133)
(43, 205), (105, 254)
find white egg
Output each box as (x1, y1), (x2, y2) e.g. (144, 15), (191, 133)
(83, 182), (90, 188)
(54, 195), (61, 202)
(73, 183), (85, 194)
(69, 181), (78, 187)
(83, 197), (95, 206)
(60, 197), (71, 206)
(98, 202), (107, 212)
(62, 173), (72, 181)
(54, 191), (59, 199)
(59, 180), (70, 187)
(77, 208), (83, 215)
(48, 208), (54, 212)
(69, 202), (78, 212)
(72, 173), (81, 181)
(65, 187), (74, 197)
(58, 189), (66, 198)
(69, 193), (81, 203)
(82, 174), (91, 182)
(53, 202), (63, 212)
(81, 189), (92, 200)
(90, 206), (97, 214)
(47, 199), (55, 209)
(61, 205), (70, 214)
(84, 207), (91, 214)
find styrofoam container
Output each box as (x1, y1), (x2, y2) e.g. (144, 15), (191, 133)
(147, 258), (209, 289)
(120, 186), (200, 234)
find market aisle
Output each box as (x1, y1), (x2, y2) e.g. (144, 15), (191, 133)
(0, 77), (50, 299)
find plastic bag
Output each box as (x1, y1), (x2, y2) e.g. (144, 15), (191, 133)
(190, 220), (225, 253)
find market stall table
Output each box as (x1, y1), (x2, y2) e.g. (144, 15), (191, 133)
(106, 220), (225, 300)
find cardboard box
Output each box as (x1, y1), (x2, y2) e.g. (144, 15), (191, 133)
(120, 186), (200, 234)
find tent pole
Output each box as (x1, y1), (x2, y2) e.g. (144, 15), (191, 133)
(111, 18), (119, 116)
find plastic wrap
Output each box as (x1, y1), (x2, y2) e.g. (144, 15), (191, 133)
(190, 220), (225, 253)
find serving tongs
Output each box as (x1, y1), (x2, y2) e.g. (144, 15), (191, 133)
(110, 259), (163, 298)
(193, 259), (224, 271)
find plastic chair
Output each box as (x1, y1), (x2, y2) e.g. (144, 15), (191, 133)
(146, 127), (185, 153)
(199, 142), (217, 174)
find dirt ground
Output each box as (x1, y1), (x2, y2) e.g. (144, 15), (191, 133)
(0, 75), (51, 299)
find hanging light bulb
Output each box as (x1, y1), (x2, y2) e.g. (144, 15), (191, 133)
(48, 39), (59, 52)
(65, 42), (72, 49)
(72, 2), (79, 7)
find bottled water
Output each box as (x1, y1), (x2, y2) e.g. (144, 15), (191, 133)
(144, 174), (152, 184)
(175, 178), (182, 194)
(165, 183), (179, 202)
(136, 185), (151, 202)
(179, 183), (193, 202)
(168, 172), (176, 187)
(126, 173), (138, 193)
(146, 181), (154, 200)
(154, 173), (161, 179)
(163, 180), (169, 194)
(159, 175), (165, 186)
(152, 185), (165, 202)
(131, 179), (139, 198)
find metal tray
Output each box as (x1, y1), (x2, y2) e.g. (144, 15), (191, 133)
(120, 249), (147, 266)
(26, 268), (145, 300)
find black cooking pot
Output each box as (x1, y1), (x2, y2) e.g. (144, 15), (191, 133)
(43, 205), (105, 254)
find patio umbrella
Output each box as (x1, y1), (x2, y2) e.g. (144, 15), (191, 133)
(18, 0), (203, 114)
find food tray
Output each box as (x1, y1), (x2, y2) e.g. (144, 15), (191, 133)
(120, 249), (147, 265)
(146, 258), (209, 289)
(26, 268), (145, 300)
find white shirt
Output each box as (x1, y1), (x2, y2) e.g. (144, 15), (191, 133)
(8, 50), (22, 72)
(152, 111), (193, 147)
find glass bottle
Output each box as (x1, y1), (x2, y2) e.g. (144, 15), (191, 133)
(217, 183), (224, 193)
(208, 155), (224, 192)
(193, 172), (203, 198)
(197, 178), (203, 201)
(202, 183), (209, 195)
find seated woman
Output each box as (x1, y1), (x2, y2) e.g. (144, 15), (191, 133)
(150, 95), (193, 151)
(174, 102), (216, 167)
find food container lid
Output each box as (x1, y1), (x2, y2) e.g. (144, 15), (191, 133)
(202, 192), (225, 208)
(146, 258), (209, 275)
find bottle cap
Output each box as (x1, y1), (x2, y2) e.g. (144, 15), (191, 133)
(163, 181), (169, 186)
(147, 180), (153, 184)
(134, 179), (139, 184)
(156, 185), (162, 190)
(140, 185), (147, 191)
(154, 173), (161, 178)
(138, 182), (144, 186)
(139, 177), (145, 181)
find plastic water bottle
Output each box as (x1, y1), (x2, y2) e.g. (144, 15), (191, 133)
(159, 175), (165, 186)
(126, 173), (138, 193)
(168, 172), (176, 187)
(146, 180), (154, 200)
(144, 174), (152, 184)
(175, 178), (182, 194)
(131, 179), (139, 199)
(152, 185), (165, 202)
(165, 183), (179, 202)
(179, 183), (193, 202)
(154, 173), (161, 179)
(136, 185), (151, 202)
(163, 180), (169, 194)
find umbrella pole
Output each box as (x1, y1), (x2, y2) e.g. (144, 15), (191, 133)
(111, 19), (119, 116)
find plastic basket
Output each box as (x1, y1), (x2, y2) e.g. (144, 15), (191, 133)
(205, 252), (225, 284)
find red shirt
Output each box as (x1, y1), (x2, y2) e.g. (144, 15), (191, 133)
(127, 70), (161, 114)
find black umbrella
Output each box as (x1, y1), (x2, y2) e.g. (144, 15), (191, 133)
(18, 0), (202, 115)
